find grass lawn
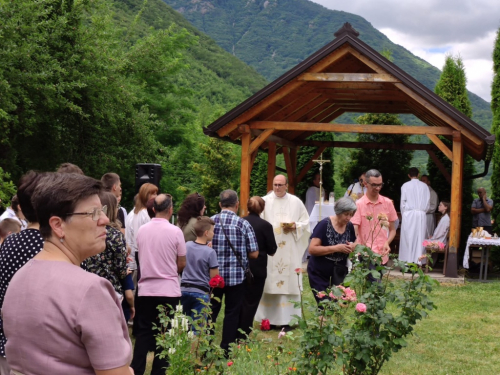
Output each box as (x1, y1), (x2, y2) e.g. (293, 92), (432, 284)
(140, 277), (500, 374)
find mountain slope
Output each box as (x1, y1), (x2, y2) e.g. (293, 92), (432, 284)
(162, 0), (492, 130)
(113, 0), (267, 111)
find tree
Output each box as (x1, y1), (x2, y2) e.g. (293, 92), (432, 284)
(343, 113), (412, 209)
(490, 28), (500, 234)
(192, 138), (240, 215)
(426, 54), (474, 247)
(0, 167), (16, 210)
(250, 152), (269, 197)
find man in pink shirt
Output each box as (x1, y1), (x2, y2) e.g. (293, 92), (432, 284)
(351, 169), (398, 265)
(131, 194), (186, 375)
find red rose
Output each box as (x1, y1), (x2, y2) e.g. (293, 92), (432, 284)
(209, 275), (225, 288)
(260, 318), (271, 331)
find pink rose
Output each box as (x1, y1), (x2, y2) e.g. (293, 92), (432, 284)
(295, 268), (302, 274)
(227, 361), (234, 367)
(316, 291), (326, 299)
(356, 303), (367, 313)
(329, 291), (336, 299)
(341, 287), (357, 302)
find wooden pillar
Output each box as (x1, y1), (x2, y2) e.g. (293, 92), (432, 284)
(283, 146), (295, 194)
(267, 142), (277, 193)
(240, 132), (251, 216)
(446, 131), (463, 278)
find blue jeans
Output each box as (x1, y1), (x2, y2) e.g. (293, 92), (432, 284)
(181, 291), (210, 331)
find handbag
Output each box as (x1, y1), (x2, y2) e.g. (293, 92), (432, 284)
(218, 213), (255, 286)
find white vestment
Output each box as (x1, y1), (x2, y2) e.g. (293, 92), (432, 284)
(344, 182), (366, 199)
(255, 192), (310, 325)
(425, 186), (438, 238)
(399, 179), (430, 263)
(305, 186), (320, 215)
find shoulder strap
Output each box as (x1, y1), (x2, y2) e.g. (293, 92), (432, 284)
(218, 213), (246, 270)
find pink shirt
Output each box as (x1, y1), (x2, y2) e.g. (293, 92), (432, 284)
(137, 218), (186, 297)
(3, 260), (131, 374)
(351, 194), (398, 263)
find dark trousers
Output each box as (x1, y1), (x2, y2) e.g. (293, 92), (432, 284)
(237, 276), (266, 339)
(131, 296), (180, 375)
(210, 283), (245, 352)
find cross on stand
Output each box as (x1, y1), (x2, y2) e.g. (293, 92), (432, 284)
(312, 153), (330, 220)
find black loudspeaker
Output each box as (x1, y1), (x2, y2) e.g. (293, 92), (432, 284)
(135, 163), (162, 193)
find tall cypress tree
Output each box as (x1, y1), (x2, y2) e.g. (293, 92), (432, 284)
(426, 55), (474, 247)
(490, 28), (500, 233)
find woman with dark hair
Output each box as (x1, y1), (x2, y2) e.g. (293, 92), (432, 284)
(424, 201), (450, 267)
(2, 173), (132, 375)
(237, 196), (277, 339)
(307, 197), (357, 305)
(0, 171), (45, 375)
(177, 193), (206, 242)
(85, 192), (128, 300)
(126, 183), (158, 271)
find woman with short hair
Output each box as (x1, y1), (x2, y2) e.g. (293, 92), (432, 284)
(85, 191), (128, 300)
(307, 197), (357, 305)
(2, 173), (132, 375)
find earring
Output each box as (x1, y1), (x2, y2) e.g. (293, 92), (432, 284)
(60, 237), (64, 243)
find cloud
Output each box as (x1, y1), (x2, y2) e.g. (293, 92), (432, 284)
(380, 28), (495, 101)
(311, 0), (499, 44)
(310, 0), (498, 102)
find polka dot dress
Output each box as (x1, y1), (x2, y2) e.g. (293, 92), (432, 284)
(0, 229), (44, 357)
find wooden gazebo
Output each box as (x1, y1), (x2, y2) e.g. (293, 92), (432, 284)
(203, 23), (495, 277)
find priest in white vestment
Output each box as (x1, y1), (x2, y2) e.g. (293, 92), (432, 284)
(305, 173), (320, 215)
(255, 175), (310, 326)
(399, 168), (430, 264)
(420, 175), (439, 238)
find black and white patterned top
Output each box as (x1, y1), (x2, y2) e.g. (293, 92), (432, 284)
(0, 229), (44, 357)
(310, 217), (356, 263)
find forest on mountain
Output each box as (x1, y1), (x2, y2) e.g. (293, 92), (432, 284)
(163, 0), (492, 131)
(0, 0), (494, 212)
(0, 0), (266, 210)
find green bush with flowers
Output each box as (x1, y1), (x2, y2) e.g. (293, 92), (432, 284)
(155, 215), (437, 374)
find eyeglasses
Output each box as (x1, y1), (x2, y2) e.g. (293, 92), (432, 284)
(367, 182), (384, 188)
(273, 184), (287, 187)
(67, 206), (108, 221)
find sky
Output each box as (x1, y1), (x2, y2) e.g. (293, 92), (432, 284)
(310, 0), (499, 102)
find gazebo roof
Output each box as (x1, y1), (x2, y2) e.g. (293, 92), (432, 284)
(203, 23), (494, 162)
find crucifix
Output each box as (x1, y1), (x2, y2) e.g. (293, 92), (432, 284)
(312, 153), (331, 220)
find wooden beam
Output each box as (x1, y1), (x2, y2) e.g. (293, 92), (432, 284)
(249, 121), (454, 135)
(290, 147), (298, 179)
(238, 124), (250, 134)
(251, 129), (297, 149)
(249, 128), (274, 154)
(282, 147), (295, 194)
(426, 150), (451, 184)
(216, 46), (352, 137)
(305, 82), (389, 90)
(266, 93), (323, 122)
(426, 133), (453, 161)
(344, 46), (388, 74)
(240, 133), (251, 216)
(298, 140), (439, 151)
(446, 131), (463, 278)
(267, 142), (277, 193)
(296, 146), (327, 184)
(394, 83), (484, 148)
(299, 73), (400, 83)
